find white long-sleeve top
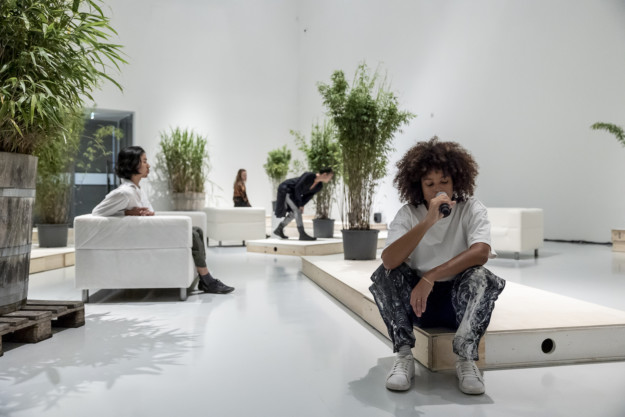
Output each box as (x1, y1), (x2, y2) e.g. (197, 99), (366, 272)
(92, 178), (154, 217)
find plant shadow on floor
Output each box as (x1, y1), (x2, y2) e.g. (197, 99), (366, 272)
(0, 313), (197, 416)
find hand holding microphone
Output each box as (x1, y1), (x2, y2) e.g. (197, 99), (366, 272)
(435, 191), (452, 218)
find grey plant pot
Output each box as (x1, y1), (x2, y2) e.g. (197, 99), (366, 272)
(173, 192), (206, 211)
(37, 224), (69, 248)
(313, 218), (335, 238)
(341, 229), (379, 260)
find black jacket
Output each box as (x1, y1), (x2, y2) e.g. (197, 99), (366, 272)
(274, 172), (322, 217)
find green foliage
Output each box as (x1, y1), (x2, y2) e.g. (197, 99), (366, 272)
(0, 0), (125, 155)
(34, 111), (116, 224)
(75, 124), (121, 173)
(158, 127), (210, 193)
(592, 122), (625, 146)
(34, 109), (83, 224)
(292, 120), (341, 219)
(263, 145), (291, 190)
(318, 62), (415, 229)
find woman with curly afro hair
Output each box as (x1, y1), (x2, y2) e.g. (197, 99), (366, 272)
(369, 137), (505, 395)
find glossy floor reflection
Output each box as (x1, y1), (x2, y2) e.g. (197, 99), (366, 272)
(1, 242), (624, 416)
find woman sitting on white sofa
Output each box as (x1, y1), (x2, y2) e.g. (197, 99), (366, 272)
(92, 146), (234, 294)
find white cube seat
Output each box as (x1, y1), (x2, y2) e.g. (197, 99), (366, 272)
(487, 208), (544, 259)
(156, 210), (207, 241)
(204, 207), (266, 246)
(74, 212), (205, 302)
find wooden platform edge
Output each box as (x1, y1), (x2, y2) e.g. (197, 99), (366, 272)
(301, 257), (625, 372)
(301, 257), (475, 371)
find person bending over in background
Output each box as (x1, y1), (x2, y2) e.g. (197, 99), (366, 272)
(272, 168), (334, 241)
(92, 146), (234, 294)
(233, 168), (251, 207)
(369, 137), (505, 395)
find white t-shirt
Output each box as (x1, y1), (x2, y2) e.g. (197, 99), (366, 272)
(92, 179), (154, 217)
(384, 197), (492, 281)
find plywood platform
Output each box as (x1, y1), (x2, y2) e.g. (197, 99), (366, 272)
(247, 231), (387, 256)
(29, 246), (75, 274)
(265, 215), (388, 235)
(301, 254), (625, 371)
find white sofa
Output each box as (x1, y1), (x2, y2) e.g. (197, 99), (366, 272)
(156, 210), (207, 243)
(74, 212), (205, 302)
(204, 207), (266, 246)
(488, 208), (544, 259)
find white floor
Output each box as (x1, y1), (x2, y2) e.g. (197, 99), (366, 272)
(1, 241), (625, 417)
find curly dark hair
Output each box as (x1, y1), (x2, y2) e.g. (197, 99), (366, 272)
(394, 137), (479, 206)
(115, 146), (145, 180)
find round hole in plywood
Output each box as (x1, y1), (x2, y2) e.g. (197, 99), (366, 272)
(541, 338), (555, 354)
(273, 247), (278, 252)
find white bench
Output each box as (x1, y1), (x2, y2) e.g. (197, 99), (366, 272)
(488, 208), (544, 259)
(204, 207), (266, 246)
(74, 212), (205, 302)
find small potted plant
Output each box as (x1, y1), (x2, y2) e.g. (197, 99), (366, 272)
(263, 145), (291, 210)
(292, 120), (342, 238)
(34, 110), (83, 247)
(592, 121), (625, 249)
(34, 116), (118, 247)
(318, 62), (415, 259)
(158, 127), (210, 211)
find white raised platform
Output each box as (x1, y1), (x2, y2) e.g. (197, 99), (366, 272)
(301, 253), (625, 371)
(265, 215), (388, 234)
(247, 231), (387, 256)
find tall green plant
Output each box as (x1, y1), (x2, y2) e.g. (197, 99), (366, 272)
(318, 62), (415, 230)
(158, 127), (210, 193)
(292, 121), (341, 219)
(263, 145), (291, 194)
(0, 0), (125, 155)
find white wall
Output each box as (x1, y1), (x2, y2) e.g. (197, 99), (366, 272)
(93, 0), (300, 211)
(297, 0), (625, 242)
(94, 0), (625, 241)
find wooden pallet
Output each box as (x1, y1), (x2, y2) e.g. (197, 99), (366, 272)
(0, 300), (85, 357)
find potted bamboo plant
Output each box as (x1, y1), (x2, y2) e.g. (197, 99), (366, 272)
(34, 120), (118, 247)
(263, 145), (291, 210)
(158, 127), (210, 210)
(318, 62), (415, 259)
(0, 0), (124, 314)
(292, 120), (342, 238)
(34, 109), (84, 247)
(591, 121), (625, 249)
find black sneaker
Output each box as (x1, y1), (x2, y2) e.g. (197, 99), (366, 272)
(199, 278), (235, 294)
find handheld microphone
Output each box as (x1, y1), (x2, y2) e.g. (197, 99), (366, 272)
(436, 191), (451, 218)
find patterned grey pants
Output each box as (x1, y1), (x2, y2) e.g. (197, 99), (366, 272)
(279, 194), (304, 228)
(369, 263), (505, 360)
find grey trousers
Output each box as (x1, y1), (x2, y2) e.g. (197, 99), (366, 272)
(279, 194), (304, 228)
(191, 226), (207, 268)
(369, 263), (505, 360)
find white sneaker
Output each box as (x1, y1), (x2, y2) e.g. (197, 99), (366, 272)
(455, 359), (485, 395)
(385, 355), (415, 391)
